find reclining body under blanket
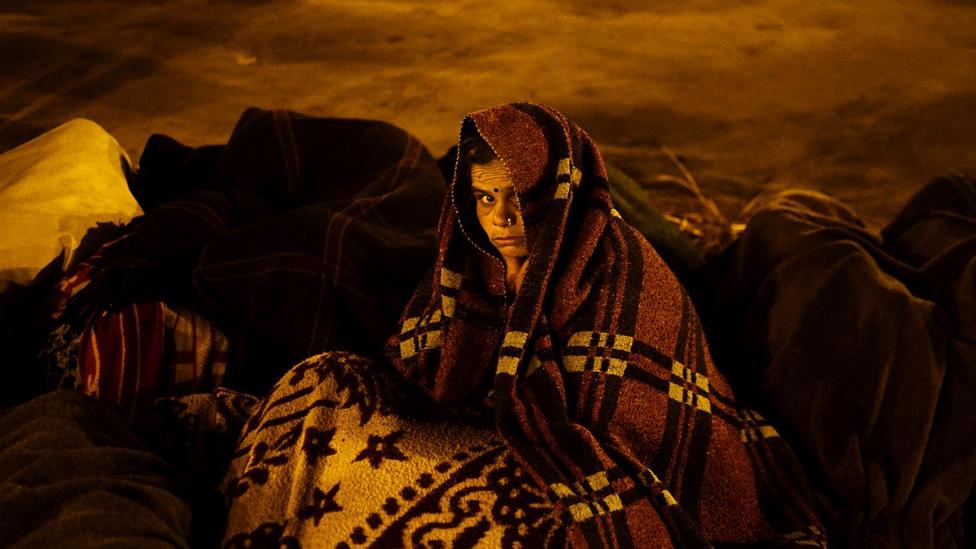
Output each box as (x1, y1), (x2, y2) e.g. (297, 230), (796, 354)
(707, 173), (976, 548)
(57, 108), (447, 398)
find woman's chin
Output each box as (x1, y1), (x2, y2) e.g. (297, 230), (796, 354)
(499, 248), (528, 260)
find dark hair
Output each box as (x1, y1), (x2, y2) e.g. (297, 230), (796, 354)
(459, 134), (497, 168)
(454, 133), (499, 239)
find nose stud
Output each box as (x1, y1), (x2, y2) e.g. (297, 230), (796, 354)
(505, 216), (513, 227)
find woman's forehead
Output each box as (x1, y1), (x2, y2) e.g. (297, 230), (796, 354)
(470, 160), (513, 190)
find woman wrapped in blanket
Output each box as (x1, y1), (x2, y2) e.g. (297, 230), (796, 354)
(222, 103), (825, 548)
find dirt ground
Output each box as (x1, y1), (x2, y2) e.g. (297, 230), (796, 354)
(2, 0), (975, 229)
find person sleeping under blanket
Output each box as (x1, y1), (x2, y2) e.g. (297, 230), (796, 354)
(37, 108), (449, 416)
(704, 171), (976, 549)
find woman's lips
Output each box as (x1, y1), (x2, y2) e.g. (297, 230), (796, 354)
(493, 236), (525, 246)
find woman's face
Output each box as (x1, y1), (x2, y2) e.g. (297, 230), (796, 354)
(470, 159), (528, 263)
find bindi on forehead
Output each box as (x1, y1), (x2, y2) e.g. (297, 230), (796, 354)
(470, 161), (513, 193)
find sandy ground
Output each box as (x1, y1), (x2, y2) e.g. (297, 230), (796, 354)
(2, 0), (975, 229)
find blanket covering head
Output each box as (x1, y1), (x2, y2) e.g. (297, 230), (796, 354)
(387, 103), (825, 547)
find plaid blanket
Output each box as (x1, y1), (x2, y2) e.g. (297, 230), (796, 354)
(63, 108), (445, 393)
(387, 103), (825, 547)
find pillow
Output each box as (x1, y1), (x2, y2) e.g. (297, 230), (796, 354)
(0, 119), (142, 290)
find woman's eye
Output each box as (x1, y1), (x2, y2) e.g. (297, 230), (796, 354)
(478, 194), (494, 205)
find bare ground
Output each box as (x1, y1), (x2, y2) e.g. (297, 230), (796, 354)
(2, 0), (975, 231)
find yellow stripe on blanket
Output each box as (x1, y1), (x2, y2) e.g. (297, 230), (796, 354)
(567, 494), (625, 523)
(503, 331), (529, 348)
(585, 470), (610, 492)
(496, 356), (520, 376)
(550, 482), (575, 499)
(668, 360), (711, 413)
(440, 268), (462, 289)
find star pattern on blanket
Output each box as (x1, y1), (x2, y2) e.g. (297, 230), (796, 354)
(298, 483), (343, 526)
(302, 426), (338, 464)
(224, 353), (566, 547)
(354, 430), (408, 468)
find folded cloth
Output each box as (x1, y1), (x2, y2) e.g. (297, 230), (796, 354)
(40, 243), (231, 430)
(0, 390), (191, 548)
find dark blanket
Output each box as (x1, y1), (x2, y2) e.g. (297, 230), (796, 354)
(0, 390), (191, 547)
(707, 172), (976, 548)
(71, 108), (446, 392)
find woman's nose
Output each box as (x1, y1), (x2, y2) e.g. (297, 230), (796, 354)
(491, 199), (518, 227)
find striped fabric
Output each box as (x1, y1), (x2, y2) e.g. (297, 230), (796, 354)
(387, 103), (825, 547)
(76, 301), (228, 426)
(45, 242), (229, 426)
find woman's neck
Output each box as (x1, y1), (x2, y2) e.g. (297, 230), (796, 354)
(503, 256), (526, 295)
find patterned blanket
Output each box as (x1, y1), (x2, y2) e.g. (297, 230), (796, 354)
(386, 103), (825, 547)
(223, 352), (565, 547)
